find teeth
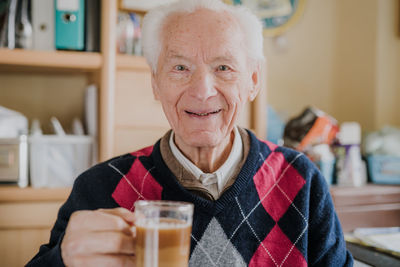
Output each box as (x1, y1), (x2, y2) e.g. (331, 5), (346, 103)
(186, 109), (221, 116)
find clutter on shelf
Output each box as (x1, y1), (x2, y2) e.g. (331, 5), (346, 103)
(0, 105), (28, 137)
(363, 126), (400, 184)
(334, 122), (367, 187)
(116, 11), (142, 55)
(266, 106), (395, 187)
(0, 0), (101, 52)
(0, 84), (98, 188)
(29, 116), (94, 188)
(0, 105), (28, 187)
(283, 106), (338, 152)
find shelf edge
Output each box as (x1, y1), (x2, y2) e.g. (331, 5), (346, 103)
(0, 186), (72, 202)
(0, 48), (102, 71)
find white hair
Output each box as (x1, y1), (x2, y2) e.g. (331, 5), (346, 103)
(142, 0), (264, 73)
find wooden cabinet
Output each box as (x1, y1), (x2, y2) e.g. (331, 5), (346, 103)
(331, 185), (400, 232)
(0, 186), (71, 267)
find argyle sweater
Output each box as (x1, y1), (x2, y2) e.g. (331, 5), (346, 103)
(27, 130), (353, 266)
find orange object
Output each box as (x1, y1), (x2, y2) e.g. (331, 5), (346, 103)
(297, 116), (339, 151)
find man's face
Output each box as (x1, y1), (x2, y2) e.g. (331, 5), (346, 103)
(152, 9), (259, 149)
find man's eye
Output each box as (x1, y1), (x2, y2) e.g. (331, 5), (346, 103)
(174, 65), (186, 71)
(218, 65), (230, 71)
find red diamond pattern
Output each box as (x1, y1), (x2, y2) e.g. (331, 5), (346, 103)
(249, 225), (307, 267)
(253, 151), (306, 221)
(251, 150), (307, 265)
(112, 146), (162, 211)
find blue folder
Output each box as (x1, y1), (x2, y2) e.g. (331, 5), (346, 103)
(55, 0), (85, 50)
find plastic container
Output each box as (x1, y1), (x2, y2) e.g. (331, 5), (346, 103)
(310, 144), (335, 185)
(29, 135), (93, 187)
(367, 155), (400, 184)
(317, 159), (335, 185)
(336, 122), (367, 187)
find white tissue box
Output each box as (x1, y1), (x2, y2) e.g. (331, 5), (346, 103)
(29, 135), (93, 188)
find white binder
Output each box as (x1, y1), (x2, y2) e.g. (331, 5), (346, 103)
(32, 0), (55, 50)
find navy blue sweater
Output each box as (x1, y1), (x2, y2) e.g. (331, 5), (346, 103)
(27, 130), (353, 266)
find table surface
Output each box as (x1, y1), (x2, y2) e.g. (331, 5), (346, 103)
(347, 242), (400, 267)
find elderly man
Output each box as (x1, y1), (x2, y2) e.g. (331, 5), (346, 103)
(28, 0), (352, 266)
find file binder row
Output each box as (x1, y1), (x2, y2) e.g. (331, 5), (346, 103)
(0, 0), (100, 52)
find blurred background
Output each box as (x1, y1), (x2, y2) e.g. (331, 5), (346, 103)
(0, 0), (399, 266)
(265, 0), (400, 132)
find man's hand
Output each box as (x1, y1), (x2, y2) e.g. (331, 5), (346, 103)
(61, 208), (136, 267)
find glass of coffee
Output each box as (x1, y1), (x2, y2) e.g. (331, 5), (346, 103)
(134, 200), (194, 267)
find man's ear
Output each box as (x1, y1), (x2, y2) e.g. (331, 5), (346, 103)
(151, 72), (160, 101)
(249, 64), (261, 101)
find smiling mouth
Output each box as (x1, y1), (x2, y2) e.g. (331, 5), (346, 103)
(185, 109), (222, 116)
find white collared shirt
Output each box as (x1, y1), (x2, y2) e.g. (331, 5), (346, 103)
(169, 127), (243, 197)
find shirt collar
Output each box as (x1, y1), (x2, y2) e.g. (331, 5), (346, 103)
(169, 126), (243, 193)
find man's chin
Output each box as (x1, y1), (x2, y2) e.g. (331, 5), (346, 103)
(181, 131), (223, 148)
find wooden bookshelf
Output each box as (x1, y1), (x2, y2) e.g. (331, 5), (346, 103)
(0, 186), (71, 203)
(0, 186), (71, 266)
(0, 48), (102, 71)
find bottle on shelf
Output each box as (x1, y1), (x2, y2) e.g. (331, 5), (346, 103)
(336, 122), (367, 187)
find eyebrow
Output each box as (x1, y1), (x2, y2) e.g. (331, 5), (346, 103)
(166, 52), (238, 65)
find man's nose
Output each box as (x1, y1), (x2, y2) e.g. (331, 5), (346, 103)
(188, 69), (217, 100)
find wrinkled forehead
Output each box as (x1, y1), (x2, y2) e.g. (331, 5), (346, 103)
(159, 9), (246, 59)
